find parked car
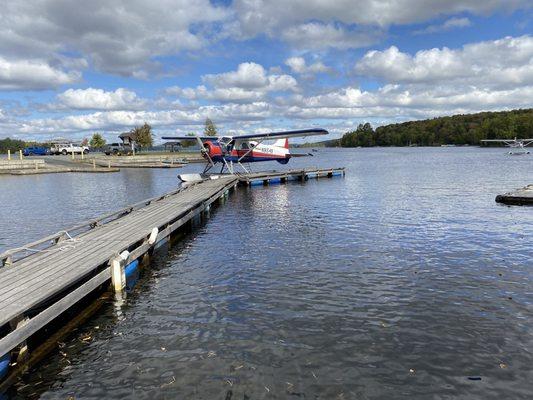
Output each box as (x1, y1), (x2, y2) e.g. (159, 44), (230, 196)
(104, 143), (132, 155)
(50, 143), (89, 155)
(23, 146), (49, 156)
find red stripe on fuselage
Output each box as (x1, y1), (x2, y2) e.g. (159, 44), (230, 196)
(232, 150), (287, 158)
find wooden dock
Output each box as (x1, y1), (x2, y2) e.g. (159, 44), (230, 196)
(236, 167), (345, 186)
(496, 184), (533, 205)
(0, 167), (344, 385)
(0, 176), (238, 378)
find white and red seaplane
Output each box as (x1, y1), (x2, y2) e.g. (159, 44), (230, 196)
(162, 128), (328, 178)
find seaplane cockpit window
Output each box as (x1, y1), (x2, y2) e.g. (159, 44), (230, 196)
(241, 143), (249, 150)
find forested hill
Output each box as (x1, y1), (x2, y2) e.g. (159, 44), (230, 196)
(340, 108), (533, 147)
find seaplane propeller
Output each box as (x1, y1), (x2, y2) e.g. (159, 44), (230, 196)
(194, 135), (215, 168)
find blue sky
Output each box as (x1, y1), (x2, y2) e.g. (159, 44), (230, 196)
(0, 0), (531, 143)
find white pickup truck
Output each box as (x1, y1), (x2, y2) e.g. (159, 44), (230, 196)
(50, 143), (89, 155)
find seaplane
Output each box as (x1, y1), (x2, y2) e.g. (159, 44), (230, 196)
(162, 128), (328, 180)
(481, 138), (533, 155)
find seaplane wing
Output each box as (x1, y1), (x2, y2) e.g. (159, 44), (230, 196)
(161, 135), (218, 141)
(162, 128), (328, 143)
(231, 128), (328, 142)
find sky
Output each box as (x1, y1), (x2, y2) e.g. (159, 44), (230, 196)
(0, 0), (532, 143)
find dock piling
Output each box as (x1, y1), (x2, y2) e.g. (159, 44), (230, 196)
(10, 317), (29, 363)
(148, 228), (159, 245)
(110, 253), (127, 293)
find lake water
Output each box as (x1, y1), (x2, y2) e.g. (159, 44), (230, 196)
(1, 148), (532, 399)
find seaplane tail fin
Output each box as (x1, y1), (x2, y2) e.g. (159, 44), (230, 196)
(273, 138), (289, 149)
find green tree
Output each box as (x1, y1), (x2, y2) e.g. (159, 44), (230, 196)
(0, 138), (26, 153)
(131, 123), (153, 148)
(180, 132), (197, 148)
(89, 133), (106, 148)
(204, 118), (218, 136)
(340, 123), (375, 147)
(339, 109), (533, 147)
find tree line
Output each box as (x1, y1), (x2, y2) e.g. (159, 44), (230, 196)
(339, 108), (533, 147)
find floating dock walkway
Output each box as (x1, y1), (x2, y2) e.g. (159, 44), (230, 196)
(0, 167), (344, 386)
(236, 167), (345, 186)
(496, 184), (533, 205)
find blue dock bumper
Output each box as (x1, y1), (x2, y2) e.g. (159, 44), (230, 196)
(0, 353), (10, 380)
(125, 259), (139, 278)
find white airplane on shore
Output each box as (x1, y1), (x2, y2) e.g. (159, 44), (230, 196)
(481, 138), (533, 155)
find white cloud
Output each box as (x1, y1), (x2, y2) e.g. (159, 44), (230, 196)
(2, 20), (533, 140)
(204, 62), (269, 89)
(278, 35), (533, 119)
(57, 88), (146, 110)
(355, 35), (533, 87)
(231, 1), (526, 50)
(414, 17), (472, 34)
(283, 33), (532, 119)
(14, 82), (533, 137)
(285, 57), (330, 74)
(233, 0), (530, 35)
(0, 57), (80, 90)
(281, 22), (381, 50)
(356, 46), (467, 83)
(0, 0), (530, 85)
(13, 102), (273, 136)
(0, 0), (229, 79)
(167, 62), (298, 103)
(267, 74), (299, 91)
(286, 85), (533, 115)
(172, 85), (266, 103)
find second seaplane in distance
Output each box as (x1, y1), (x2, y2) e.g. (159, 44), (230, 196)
(481, 137), (533, 155)
(162, 128), (328, 179)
